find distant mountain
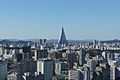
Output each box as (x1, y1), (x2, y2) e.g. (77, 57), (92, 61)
(101, 39), (120, 43)
(0, 39), (120, 44)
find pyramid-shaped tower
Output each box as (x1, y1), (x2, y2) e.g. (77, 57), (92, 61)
(57, 27), (68, 47)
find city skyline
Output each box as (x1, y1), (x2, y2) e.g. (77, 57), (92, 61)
(0, 0), (120, 40)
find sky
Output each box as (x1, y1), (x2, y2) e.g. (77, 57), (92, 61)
(0, 0), (120, 40)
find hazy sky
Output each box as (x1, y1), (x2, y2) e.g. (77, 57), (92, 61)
(0, 0), (120, 40)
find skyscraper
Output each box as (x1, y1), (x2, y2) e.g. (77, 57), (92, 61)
(78, 49), (86, 66)
(37, 59), (53, 80)
(57, 27), (68, 48)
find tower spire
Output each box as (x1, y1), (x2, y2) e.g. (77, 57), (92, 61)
(57, 27), (68, 48)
